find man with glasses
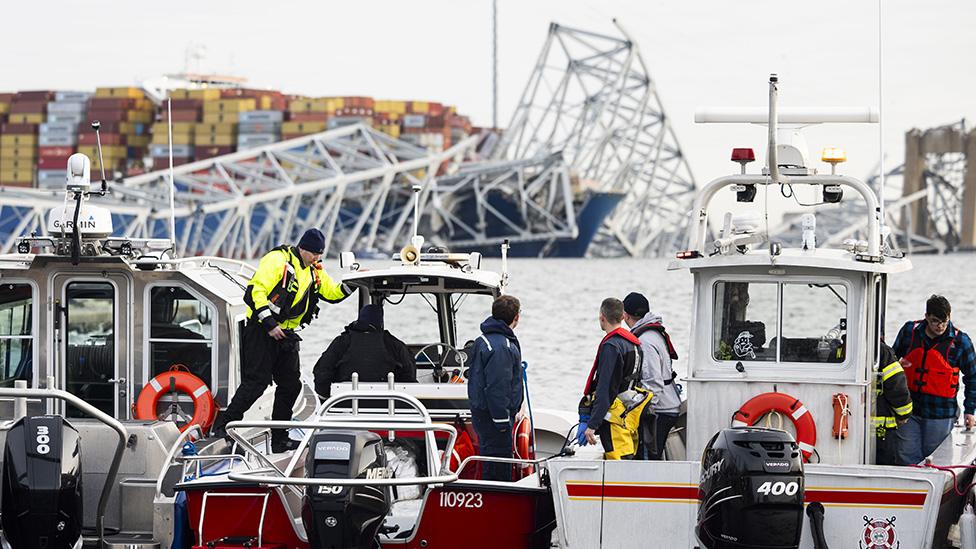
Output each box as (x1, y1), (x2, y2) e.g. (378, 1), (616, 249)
(892, 295), (976, 465)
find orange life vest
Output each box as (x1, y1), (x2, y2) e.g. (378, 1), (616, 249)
(902, 320), (959, 399)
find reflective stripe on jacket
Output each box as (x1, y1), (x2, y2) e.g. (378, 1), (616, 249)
(244, 245), (348, 330)
(873, 342), (913, 438)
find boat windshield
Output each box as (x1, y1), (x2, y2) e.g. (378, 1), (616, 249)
(713, 280), (847, 364)
(381, 291), (494, 363)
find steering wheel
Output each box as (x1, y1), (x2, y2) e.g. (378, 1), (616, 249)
(414, 342), (466, 383)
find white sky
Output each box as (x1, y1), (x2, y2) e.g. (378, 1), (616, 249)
(3, 0), (973, 213)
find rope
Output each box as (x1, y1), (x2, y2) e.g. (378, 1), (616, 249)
(521, 361), (537, 459)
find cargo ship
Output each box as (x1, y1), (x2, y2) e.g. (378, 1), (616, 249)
(0, 78), (621, 257)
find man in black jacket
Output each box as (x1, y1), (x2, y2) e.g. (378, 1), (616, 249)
(875, 340), (913, 465)
(313, 304), (417, 399)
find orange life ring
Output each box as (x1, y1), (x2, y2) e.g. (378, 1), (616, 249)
(732, 392), (817, 462)
(513, 416), (536, 475)
(133, 366), (216, 434)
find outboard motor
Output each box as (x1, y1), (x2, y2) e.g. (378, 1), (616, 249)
(302, 430), (391, 549)
(696, 427), (804, 549)
(1, 415), (83, 549)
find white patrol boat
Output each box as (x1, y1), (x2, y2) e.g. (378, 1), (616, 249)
(545, 76), (976, 549)
(0, 149), (322, 548)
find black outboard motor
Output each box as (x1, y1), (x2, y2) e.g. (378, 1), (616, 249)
(302, 430), (391, 549)
(696, 427), (804, 549)
(1, 415), (83, 549)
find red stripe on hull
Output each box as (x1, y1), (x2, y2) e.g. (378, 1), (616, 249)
(566, 483), (926, 507)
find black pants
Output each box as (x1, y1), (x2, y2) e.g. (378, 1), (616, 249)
(215, 320), (301, 444)
(637, 412), (679, 460)
(471, 408), (513, 481)
(876, 431), (899, 465)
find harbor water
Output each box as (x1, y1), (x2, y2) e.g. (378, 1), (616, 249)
(300, 253), (976, 410)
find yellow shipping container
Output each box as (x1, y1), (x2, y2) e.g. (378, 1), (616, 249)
(195, 134), (235, 146)
(126, 111), (153, 124)
(95, 87), (145, 99)
(382, 126), (401, 139)
(329, 97), (345, 111)
(168, 89), (190, 100)
(202, 99), (256, 114)
(411, 101), (429, 114)
(187, 88), (222, 101)
(8, 113), (44, 124)
(288, 99), (311, 113)
(150, 122), (195, 134)
(0, 103), (9, 115)
(78, 145), (127, 158)
(0, 158), (35, 171)
(1, 135), (37, 146)
(0, 147), (37, 159)
(202, 112), (239, 124)
(128, 135), (151, 147)
(151, 133), (194, 145)
(0, 169), (33, 182)
(375, 100), (406, 115)
(194, 123), (237, 136)
(281, 121), (326, 134)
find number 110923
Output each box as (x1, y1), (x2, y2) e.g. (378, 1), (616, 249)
(439, 491), (483, 508)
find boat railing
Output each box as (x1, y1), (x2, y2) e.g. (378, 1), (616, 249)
(224, 419), (459, 487)
(0, 382), (128, 547)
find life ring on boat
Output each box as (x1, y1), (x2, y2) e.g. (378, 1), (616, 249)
(133, 366), (216, 434)
(513, 416), (535, 475)
(732, 392), (817, 462)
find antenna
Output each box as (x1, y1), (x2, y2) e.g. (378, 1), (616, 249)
(491, 0), (498, 129)
(767, 74), (782, 185)
(92, 120), (108, 193)
(877, 0), (887, 240)
(167, 92), (177, 254)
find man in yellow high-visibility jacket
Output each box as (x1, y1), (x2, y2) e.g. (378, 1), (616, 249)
(212, 228), (351, 452)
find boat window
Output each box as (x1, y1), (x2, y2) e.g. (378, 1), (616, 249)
(713, 281), (778, 362)
(65, 282), (115, 417)
(0, 283), (33, 387)
(148, 285), (214, 388)
(453, 293), (495, 347)
(382, 293), (442, 346)
(780, 283), (847, 363)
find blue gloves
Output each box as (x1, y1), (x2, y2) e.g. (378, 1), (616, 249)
(576, 415), (590, 446)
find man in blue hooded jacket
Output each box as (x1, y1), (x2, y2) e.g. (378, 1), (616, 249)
(467, 295), (523, 481)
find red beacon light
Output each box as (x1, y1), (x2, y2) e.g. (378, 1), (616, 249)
(731, 148), (755, 174)
(676, 250), (702, 259)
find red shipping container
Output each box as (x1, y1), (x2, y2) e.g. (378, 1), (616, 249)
(88, 109), (149, 123)
(10, 101), (47, 114)
(39, 146), (75, 158)
(37, 156), (71, 169)
(78, 133), (126, 145)
(168, 99), (202, 109)
(286, 112), (329, 122)
(428, 102), (445, 117)
(221, 88), (284, 99)
(1, 123), (37, 133)
(14, 90), (53, 101)
(77, 121), (122, 134)
(0, 93), (14, 102)
(0, 181), (34, 188)
(151, 156), (191, 168)
(89, 98), (136, 110)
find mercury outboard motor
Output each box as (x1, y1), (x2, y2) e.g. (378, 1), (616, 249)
(1, 415), (83, 549)
(696, 427), (804, 549)
(302, 430), (391, 549)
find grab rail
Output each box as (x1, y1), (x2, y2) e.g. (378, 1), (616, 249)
(155, 423), (202, 497)
(225, 420), (458, 487)
(0, 387), (128, 548)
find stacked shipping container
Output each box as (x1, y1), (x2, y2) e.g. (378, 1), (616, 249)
(37, 91), (91, 188)
(0, 86), (473, 188)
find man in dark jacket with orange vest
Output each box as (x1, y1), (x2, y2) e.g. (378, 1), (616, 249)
(893, 295), (976, 465)
(577, 298), (648, 460)
(467, 295), (524, 481)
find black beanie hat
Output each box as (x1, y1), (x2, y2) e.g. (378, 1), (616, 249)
(623, 292), (650, 317)
(358, 304), (384, 330)
(298, 228), (326, 254)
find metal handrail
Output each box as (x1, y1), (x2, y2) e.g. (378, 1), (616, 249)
(455, 454), (549, 476)
(225, 420), (458, 487)
(0, 387), (128, 547)
(154, 424), (202, 497)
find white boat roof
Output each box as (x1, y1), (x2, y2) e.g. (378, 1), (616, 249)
(669, 247), (913, 275)
(343, 262), (502, 293)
